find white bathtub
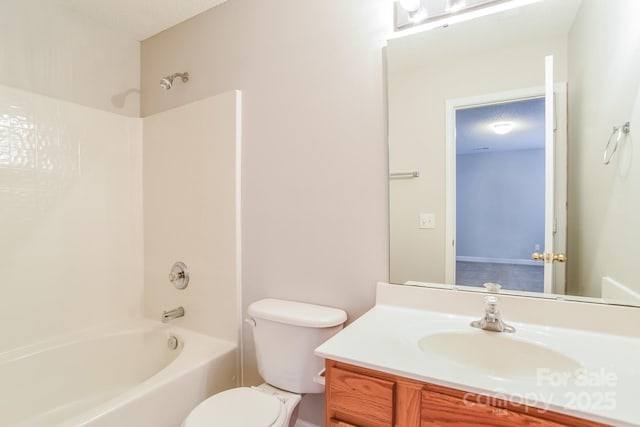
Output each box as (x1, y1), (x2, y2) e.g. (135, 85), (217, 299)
(0, 319), (237, 427)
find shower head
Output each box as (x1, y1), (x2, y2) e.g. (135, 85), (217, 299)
(160, 77), (173, 90)
(160, 72), (189, 90)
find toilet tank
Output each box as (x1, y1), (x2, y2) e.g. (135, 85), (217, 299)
(247, 299), (347, 394)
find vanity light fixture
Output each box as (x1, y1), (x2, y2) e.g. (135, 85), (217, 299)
(391, 0), (544, 39)
(491, 122), (514, 135)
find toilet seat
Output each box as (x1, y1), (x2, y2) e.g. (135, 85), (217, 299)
(183, 387), (285, 427)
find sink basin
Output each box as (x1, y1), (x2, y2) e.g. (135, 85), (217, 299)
(418, 331), (581, 380)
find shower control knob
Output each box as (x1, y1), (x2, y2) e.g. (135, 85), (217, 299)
(168, 271), (184, 281)
(169, 261), (189, 289)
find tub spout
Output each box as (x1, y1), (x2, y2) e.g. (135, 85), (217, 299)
(161, 306), (185, 323)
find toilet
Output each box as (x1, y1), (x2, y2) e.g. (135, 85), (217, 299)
(183, 298), (347, 427)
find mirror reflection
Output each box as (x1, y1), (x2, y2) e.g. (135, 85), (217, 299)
(388, 0), (640, 306)
(455, 97), (546, 293)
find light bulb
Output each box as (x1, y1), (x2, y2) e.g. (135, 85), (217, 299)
(398, 0), (422, 13)
(408, 7), (428, 23)
(447, 0), (467, 12)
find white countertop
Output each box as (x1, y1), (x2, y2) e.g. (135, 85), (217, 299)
(316, 286), (640, 427)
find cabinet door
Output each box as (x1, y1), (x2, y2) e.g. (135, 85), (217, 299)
(328, 367), (394, 427)
(422, 390), (566, 427)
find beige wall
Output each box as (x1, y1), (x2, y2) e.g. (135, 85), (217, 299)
(388, 37), (567, 283)
(0, 84), (143, 352)
(567, 0), (640, 297)
(0, 0), (140, 117)
(141, 0), (391, 424)
(143, 91), (240, 348)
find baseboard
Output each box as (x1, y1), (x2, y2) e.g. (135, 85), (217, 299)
(456, 256), (539, 266)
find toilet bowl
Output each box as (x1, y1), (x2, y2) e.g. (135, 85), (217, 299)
(182, 384), (301, 427)
(182, 298), (347, 427)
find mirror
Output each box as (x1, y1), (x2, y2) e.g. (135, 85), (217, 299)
(388, 0), (640, 306)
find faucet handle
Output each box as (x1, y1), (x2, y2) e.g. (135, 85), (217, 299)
(484, 295), (499, 304)
(472, 295), (515, 333)
(483, 295), (500, 314)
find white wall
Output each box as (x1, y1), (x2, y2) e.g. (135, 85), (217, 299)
(141, 1), (391, 424)
(143, 91), (240, 349)
(0, 0), (140, 117)
(0, 84), (143, 352)
(388, 36), (567, 284)
(457, 149), (545, 262)
(567, 0), (640, 297)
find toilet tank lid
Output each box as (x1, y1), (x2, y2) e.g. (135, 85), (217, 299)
(248, 299), (347, 328)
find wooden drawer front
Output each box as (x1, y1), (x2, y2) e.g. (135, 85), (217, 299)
(329, 367), (394, 427)
(330, 419), (360, 427)
(421, 390), (566, 427)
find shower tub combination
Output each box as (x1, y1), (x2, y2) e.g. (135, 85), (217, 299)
(0, 320), (237, 427)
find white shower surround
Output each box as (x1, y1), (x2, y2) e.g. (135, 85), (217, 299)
(0, 84), (144, 353)
(1, 83), (243, 424)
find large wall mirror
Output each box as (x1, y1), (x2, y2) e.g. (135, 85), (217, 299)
(388, 0), (640, 306)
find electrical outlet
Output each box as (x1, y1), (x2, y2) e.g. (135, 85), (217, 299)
(419, 213), (435, 229)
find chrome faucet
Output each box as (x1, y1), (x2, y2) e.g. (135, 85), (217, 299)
(470, 296), (515, 333)
(161, 306), (185, 323)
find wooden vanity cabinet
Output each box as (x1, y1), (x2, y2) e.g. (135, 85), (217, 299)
(325, 360), (610, 427)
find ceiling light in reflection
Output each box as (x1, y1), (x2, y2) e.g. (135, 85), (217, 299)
(492, 122), (514, 135)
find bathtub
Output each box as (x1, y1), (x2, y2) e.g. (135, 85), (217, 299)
(0, 319), (237, 427)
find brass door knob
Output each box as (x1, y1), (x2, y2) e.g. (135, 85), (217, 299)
(553, 253), (567, 263)
(532, 252), (544, 261)
(531, 252), (567, 263)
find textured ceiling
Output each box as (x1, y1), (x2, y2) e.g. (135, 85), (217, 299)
(58, 0), (227, 41)
(456, 97), (545, 154)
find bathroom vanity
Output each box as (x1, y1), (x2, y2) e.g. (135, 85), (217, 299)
(324, 360), (605, 426)
(315, 283), (640, 427)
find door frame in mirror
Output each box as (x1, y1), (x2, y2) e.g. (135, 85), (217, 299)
(444, 84), (567, 294)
